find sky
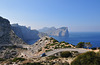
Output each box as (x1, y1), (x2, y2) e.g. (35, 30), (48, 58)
(0, 0), (100, 32)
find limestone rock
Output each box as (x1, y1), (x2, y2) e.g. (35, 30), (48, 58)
(39, 27), (69, 37)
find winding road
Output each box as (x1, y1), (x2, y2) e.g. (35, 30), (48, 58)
(45, 48), (90, 56)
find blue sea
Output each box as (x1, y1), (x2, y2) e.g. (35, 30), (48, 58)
(52, 32), (100, 48)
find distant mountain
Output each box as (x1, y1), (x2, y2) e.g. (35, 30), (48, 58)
(11, 24), (47, 44)
(39, 27), (69, 37)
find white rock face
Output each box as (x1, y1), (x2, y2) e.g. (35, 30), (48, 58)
(39, 27), (69, 37)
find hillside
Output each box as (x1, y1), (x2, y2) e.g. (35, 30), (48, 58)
(31, 36), (75, 57)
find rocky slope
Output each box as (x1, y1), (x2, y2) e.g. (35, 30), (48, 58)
(29, 36), (75, 57)
(0, 16), (31, 59)
(39, 27), (69, 37)
(11, 24), (47, 44)
(0, 17), (27, 47)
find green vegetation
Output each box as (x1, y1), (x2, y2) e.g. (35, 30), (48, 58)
(44, 46), (49, 49)
(60, 41), (66, 43)
(0, 58), (5, 61)
(45, 37), (48, 40)
(71, 51), (78, 53)
(96, 51), (100, 57)
(24, 62), (43, 65)
(53, 39), (58, 43)
(65, 43), (69, 45)
(76, 42), (92, 48)
(50, 37), (53, 40)
(1, 45), (27, 50)
(60, 41), (69, 45)
(76, 42), (85, 48)
(50, 43), (55, 46)
(49, 55), (58, 60)
(71, 51), (100, 65)
(11, 57), (25, 62)
(91, 47), (97, 50)
(48, 62), (69, 65)
(54, 46), (59, 49)
(3, 45), (17, 49)
(85, 42), (92, 48)
(91, 47), (100, 50)
(44, 40), (74, 50)
(45, 49), (53, 52)
(61, 51), (72, 58)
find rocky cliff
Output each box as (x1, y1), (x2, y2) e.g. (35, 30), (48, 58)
(0, 16), (31, 59)
(39, 27), (69, 37)
(11, 24), (47, 44)
(0, 16), (26, 47)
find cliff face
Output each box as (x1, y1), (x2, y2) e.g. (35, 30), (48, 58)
(0, 17), (26, 46)
(0, 17), (33, 59)
(39, 27), (69, 37)
(11, 24), (47, 44)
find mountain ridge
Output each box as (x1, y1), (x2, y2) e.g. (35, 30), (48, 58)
(39, 27), (69, 37)
(11, 24), (47, 44)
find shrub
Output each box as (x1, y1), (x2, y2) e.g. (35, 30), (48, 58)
(61, 44), (64, 48)
(56, 62), (69, 65)
(24, 62), (43, 65)
(85, 42), (92, 48)
(67, 46), (71, 48)
(49, 55), (58, 60)
(76, 42), (85, 48)
(44, 46), (48, 49)
(50, 43), (55, 46)
(11, 57), (25, 62)
(45, 49), (53, 52)
(45, 37), (48, 40)
(60, 41), (69, 45)
(96, 51), (100, 57)
(71, 51), (78, 53)
(53, 39), (58, 43)
(91, 47), (97, 50)
(71, 51), (100, 65)
(50, 37), (54, 40)
(54, 46), (59, 49)
(60, 41), (66, 43)
(65, 43), (69, 45)
(61, 51), (72, 58)
(0, 58), (5, 61)
(64, 46), (68, 48)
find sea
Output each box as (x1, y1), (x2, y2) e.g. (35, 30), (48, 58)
(52, 32), (100, 48)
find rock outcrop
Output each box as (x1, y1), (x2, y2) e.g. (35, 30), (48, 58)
(11, 24), (47, 44)
(0, 16), (26, 47)
(0, 16), (30, 59)
(39, 27), (69, 37)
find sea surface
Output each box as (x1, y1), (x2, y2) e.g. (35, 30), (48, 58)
(52, 32), (100, 48)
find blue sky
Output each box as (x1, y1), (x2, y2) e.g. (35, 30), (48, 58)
(0, 0), (100, 32)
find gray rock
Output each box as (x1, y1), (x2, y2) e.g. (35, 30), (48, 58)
(11, 24), (47, 44)
(0, 16), (26, 46)
(39, 27), (69, 37)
